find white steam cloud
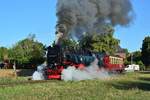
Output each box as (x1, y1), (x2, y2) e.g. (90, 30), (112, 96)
(61, 58), (109, 81)
(32, 64), (46, 80)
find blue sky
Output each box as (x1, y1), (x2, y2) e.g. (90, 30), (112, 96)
(0, 0), (149, 52)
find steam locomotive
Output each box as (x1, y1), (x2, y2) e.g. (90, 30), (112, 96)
(46, 45), (124, 80)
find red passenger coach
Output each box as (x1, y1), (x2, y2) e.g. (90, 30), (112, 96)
(103, 55), (124, 72)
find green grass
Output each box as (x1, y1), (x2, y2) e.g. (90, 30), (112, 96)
(0, 72), (150, 100)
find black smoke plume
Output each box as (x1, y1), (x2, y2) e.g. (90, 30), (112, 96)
(56, 0), (133, 38)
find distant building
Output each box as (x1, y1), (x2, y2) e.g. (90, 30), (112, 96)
(115, 52), (126, 59)
(115, 46), (127, 59)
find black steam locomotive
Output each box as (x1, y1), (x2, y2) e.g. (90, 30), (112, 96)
(46, 45), (124, 79)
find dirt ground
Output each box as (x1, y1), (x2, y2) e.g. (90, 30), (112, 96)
(0, 69), (17, 78)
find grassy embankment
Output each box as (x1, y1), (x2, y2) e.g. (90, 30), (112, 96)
(0, 72), (150, 100)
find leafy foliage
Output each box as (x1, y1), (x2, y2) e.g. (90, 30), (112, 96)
(92, 33), (120, 54)
(78, 34), (94, 50)
(78, 25), (120, 54)
(9, 35), (46, 68)
(0, 47), (8, 61)
(141, 36), (150, 66)
(137, 61), (145, 70)
(132, 51), (142, 63)
(61, 38), (78, 49)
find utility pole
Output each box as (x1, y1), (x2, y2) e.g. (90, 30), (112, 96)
(131, 53), (133, 65)
(13, 61), (17, 77)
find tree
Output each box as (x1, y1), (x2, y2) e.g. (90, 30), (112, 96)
(78, 34), (94, 50)
(9, 35), (46, 68)
(132, 51), (142, 63)
(137, 61), (145, 70)
(0, 47), (8, 61)
(61, 38), (78, 49)
(91, 33), (120, 54)
(126, 51), (142, 65)
(78, 25), (120, 54)
(141, 36), (150, 67)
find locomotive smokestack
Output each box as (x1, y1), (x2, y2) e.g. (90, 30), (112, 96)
(55, 31), (63, 45)
(56, 0), (134, 38)
(55, 24), (67, 45)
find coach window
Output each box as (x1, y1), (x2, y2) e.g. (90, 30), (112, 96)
(112, 58), (114, 64)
